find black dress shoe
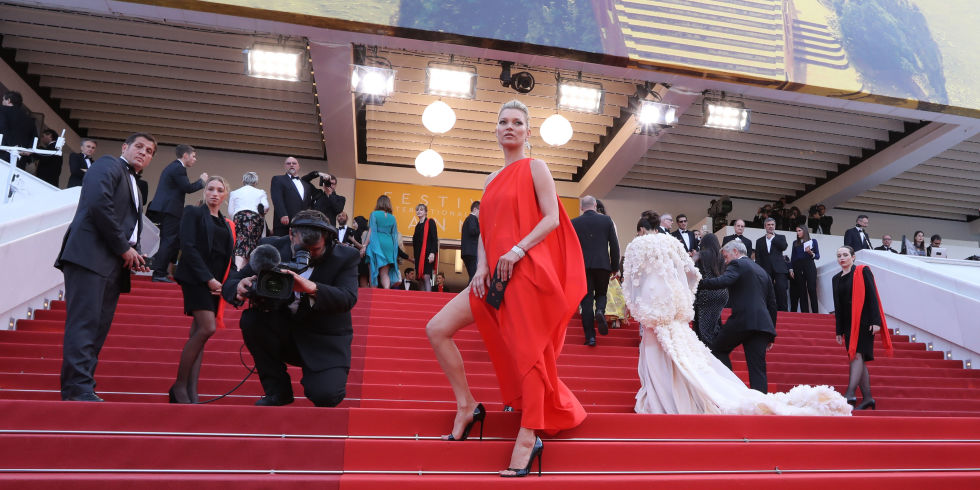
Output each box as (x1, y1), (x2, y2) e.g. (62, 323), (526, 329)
(66, 392), (104, 402)
(151, 275), (175, 283)
(584, 338), (596, 347)
(255, 393), (294, 406)
(595, 313), (609, 335)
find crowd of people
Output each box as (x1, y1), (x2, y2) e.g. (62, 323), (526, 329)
(32, 96), (924, 479)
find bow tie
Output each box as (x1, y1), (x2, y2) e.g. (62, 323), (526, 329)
(127, 165), (139, 177)
(289, 175), (300, 180)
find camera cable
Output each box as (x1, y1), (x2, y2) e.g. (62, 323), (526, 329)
(195, 343), (256, 404)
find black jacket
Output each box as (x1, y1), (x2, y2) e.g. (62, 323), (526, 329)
(413, 218), (439, 276)
(722, 234), (754, 257)
(54, 156), (142, 292)
(755, 234), (789, 275)
(460, 214), (480, 257)
(222, 235), (360, 371)
(0, 105), (37, 148)
(700, 257), (777, 338)
(174, 204), (235, 285)
(270, 174), (313, 233)
(671, 229), (699, 252)
(571, 210), (620, 271)
(147, 160), (204, 218)
(67, 152), (94, 188)
(844, 227), (872, 252)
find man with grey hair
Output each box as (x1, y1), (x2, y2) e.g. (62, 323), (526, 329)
(271, 156), (313, 236)
(755, 217), (789, 311)
(571, 195), (620, 346)
(658, 213), (673, 235)
(68, 139), (98, 188)
(699, 239), (778, 393)
(874, 235), (898, 253)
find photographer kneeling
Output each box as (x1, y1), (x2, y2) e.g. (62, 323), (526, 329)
(222, 210), (359, 407)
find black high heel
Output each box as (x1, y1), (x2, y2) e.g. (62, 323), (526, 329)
(168, 386), (178, 404)
(445, 403), (486, 441)
(846, 397), (857, 406)
(856, 398), (876, 410)
(500, 436), (543, 478)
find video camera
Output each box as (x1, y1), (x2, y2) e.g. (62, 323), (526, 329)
(707, 195), (732, 232)
(248, 244), (311, 309)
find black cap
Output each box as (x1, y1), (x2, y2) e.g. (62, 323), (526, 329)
(289, 214), (336, 235)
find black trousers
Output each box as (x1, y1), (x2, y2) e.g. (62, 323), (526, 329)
(462, 254), (477, 281)
(795, 260), (819, 313)
(152, 213), (180, 277)
(579, 268), (610, 340)
(240, 310), (349, 407)
(711, 329), (773, 394)
(771, 272), (789, 312)
(61, 262), (122, 399)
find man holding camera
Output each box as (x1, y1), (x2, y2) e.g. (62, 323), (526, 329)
(222, 210), (360, 407)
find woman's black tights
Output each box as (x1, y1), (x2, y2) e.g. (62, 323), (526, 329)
(845, 352), (871, 400)
(173, 310), (217, 403)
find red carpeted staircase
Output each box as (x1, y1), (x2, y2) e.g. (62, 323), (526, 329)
(1, 277), (979, 488)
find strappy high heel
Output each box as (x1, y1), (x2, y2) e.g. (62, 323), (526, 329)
(445, 403), (486, 441)
(500, 436), (543, 478)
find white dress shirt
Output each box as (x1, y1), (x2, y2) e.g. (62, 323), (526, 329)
(227, 185), (270, 216)
(291, 176), (305, 200)
(120, 157), (140, 245)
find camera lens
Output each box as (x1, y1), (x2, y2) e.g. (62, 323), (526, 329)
(264, 276), (285, 295)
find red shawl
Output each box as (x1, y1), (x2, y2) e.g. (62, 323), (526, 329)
(848, 265), (894, 360)
(215, 218), (236, 329)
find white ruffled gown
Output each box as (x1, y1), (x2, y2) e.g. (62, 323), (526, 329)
(623, 233), (851, 416)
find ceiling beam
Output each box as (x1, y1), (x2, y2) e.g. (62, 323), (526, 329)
(795, 122), (980, 211)
(309, 42), (356, 179)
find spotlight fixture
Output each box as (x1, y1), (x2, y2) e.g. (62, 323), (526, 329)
(499, 61), (535, 94)
(557, 77), (603, 114)
(244, 44), (305, 81)
(425, 61), (477, 99)
(351, 64), (395, 101)
(702, 96), (750, 131)
(637, 100), (679, 127)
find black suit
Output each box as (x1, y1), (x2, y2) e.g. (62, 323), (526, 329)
(222, 236), (359, 406)
(460, 213), (480, 279)
(844, 226), (872, 252)
(67, 153), (94, 188)
(0, 105), (37, 152)
(35, 141), (63, 187)
(335, 224), (357, 248)
(301, 172), (346, 225)
(270, 174), (313, 236)
(571, 210), (621, 341)
(147, 160), (204, 278)
(722, 234), (754, 258)
(699, 256), (778, 393)
(671, 229), (699, 253)
(873, 245), (898, 254)
(53, 155), (142, 399)
(755, 234), (789, 311)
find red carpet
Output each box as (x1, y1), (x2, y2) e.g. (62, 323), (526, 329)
(0, 277), (978, 487)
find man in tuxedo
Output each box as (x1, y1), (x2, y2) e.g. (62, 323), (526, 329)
(67, 139), (98, 188)
(722, 219), (754, 259)
(874, 235), (898, 253)
(147, 144), (207, 282)
(0, 91), (37, 160)
(843, 215), (873, 252)
(658, 213), (673, 235)
(394, 267), (421, 291)
(699, 240), (777, 393)
(54, 133), (157, 401)
(224, 210), (359, 407)
(571, 195), (620, 346)
(460, 201), (480, 280)
(755, 218), (789, 311)
(671, 213), (699, 255)
(304, 171), (346, 225)
(34, 129), (63, 187)
(271, 156), (313, 236)
(335, 212), (357, 247)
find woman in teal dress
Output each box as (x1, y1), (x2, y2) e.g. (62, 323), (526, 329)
(361, 194), (401, 288)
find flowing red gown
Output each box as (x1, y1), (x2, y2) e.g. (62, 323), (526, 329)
(469, 158), (587, 433)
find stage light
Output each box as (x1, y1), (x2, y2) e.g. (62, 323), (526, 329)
(558, 79), (603, 114)
(703, 98), (750, 131)
(499, 61), (535, 94)
(244, 45), (304, 81)
(351, 64), (395, 98)
(415, 149), (444, 178)
(637, 100), (678, 127)
(541, 114), (573, 146)
(426, 62), (477, 99)
(422, 101), (456, 134)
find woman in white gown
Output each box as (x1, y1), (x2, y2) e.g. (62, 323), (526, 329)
(623, 231), (851, 416)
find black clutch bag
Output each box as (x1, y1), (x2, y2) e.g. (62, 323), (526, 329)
(485, 270), (508, 309)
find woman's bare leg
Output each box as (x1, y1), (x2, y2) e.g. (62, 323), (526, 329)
(425, 287), (478, 439)
(379, 265), (391, 289)
(500, 427), (538, 476)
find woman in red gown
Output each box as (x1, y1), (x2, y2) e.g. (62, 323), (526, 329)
(426, 100), (587, 477)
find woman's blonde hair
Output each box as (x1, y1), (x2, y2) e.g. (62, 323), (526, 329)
(498, 99), (530, 127)
(206, 175), (228, 192)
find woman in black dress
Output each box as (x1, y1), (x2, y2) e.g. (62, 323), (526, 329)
(693, 233), (728, 346)
(790, 226), (820, 313)
(171, 176), (235, 404)
(352, 215), (370, 287)
(831, 246), (893, 410)
(412, 203), (439, 292)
